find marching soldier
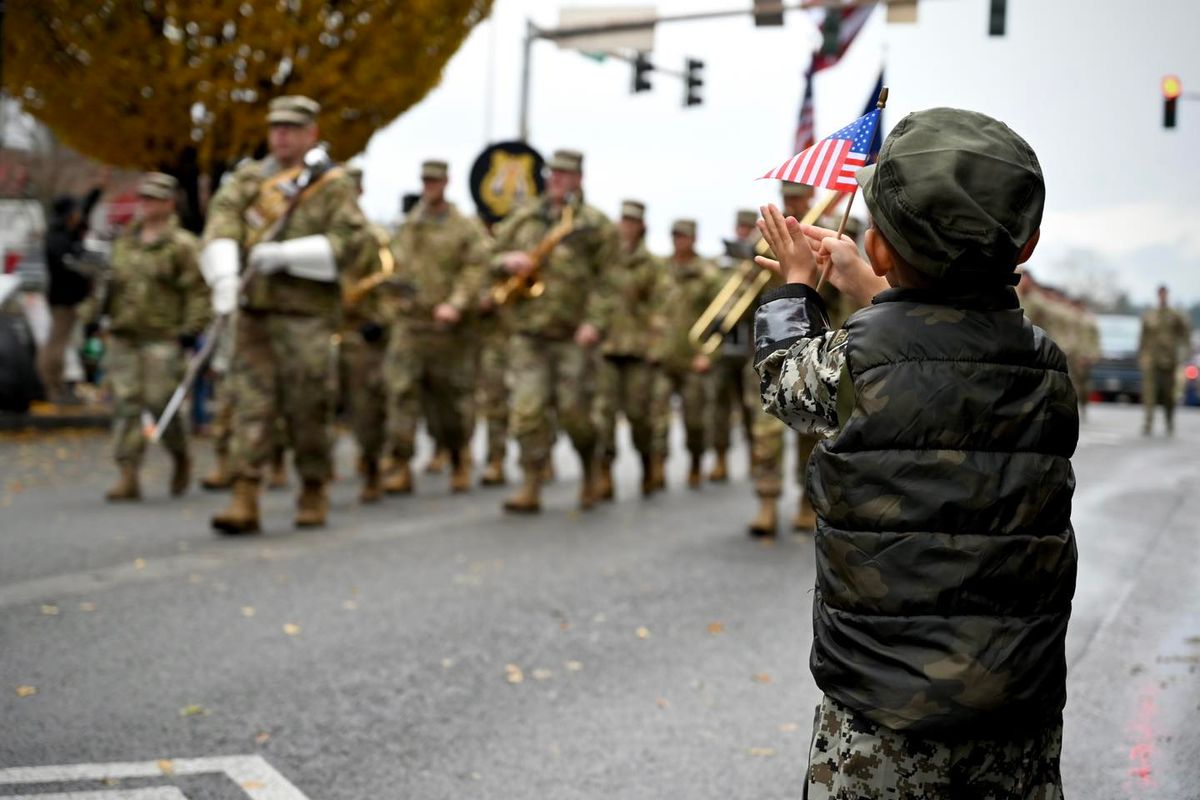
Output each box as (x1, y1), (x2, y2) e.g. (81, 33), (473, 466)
(102, 172), (210, 501)
(1139, 284), (1191, 435)
(383, 159), (489, 495)
(592, 200), (662, 498)
(650, 219), (722, 490)
(341, 166), (393, 502)
(707, 209), (761, 484)
(476, 293), (511, 486)
(491, 149), (618, 513)
(200, 95), (367, 533)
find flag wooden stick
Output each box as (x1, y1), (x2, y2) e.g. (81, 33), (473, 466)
(816, 85), (889, 290)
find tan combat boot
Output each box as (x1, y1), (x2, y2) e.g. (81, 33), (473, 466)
(595, 460), (615, 502)
(267, 450), (288, 490)
(748, 497), (778, 538)
(105, 463), (142, 502)
(503, 467), (542, 514)
(169, 452), (191, 497)
(211, 478), (261, 535)
(425, 447), (449, 474)
(708, 450), (729, 483)
(541, 460), (556, 483)
(480, 456), (507, 486)
(578, 460), (599, 512)
(383, 462), (413, 495)
(295, 480), (329, 528)
(449, 448), (472, 494)
(640, 454), (655, 497)
(687, 454), (703, 489)
(360, 459), (383, 504)
(201, 451), (233, 491)
(793, 493), (817, 533)
(648, 454), (666, 494)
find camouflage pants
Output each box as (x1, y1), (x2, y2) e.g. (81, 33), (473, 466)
(805, 695), (1064, 800)
(342, 329), (389, 463)
(477, 328), (510, 463)
(507, 334), (596, 469)
(229, 312), (336, 483)
(1141, 364), (1176, 430)
(652, 365), (709, 459)
(594, 355), (656, 463)
(710, 354), (755, 453)
(210, 376), (288, 459)
(386, 326), (475, 462)
(104, 336), (186, 465)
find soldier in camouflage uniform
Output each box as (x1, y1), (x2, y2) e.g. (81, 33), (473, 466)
(1139, 284), (1191, 435)
(102, 173), (210, 501)
(341, 166), (393, 502)
(591, 200), (662, 499)
(475, 294), (511, 486)
(491, 149), (618, 513)
(383, 159), (489, 495)
(201, 96), (367, 533)
(649, 219), (721, 490)
(754, 109), (1075, 798)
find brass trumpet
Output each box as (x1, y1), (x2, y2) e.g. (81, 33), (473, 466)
(343, 233), (400, 308)
(491, 202), (576, 306)
(688, 192), (841, 356)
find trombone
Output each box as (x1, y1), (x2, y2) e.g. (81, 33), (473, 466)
(688, 192), (841, 356)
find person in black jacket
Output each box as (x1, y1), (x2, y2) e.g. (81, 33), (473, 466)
(38, 182), (104, 403)
(753, 108), (1077, 799)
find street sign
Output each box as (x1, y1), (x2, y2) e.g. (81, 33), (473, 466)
(556, 6), (655, 54)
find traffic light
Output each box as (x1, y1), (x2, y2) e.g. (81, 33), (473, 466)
(989, 0), (1006, 36)
(1163, 75), (1181, 129)
(684, 58), (704, 107)
(632, 52), (652, 93)
(753, 0), (784, 27)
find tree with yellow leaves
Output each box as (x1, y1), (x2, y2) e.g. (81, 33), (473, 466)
(4, 0), (493, 221)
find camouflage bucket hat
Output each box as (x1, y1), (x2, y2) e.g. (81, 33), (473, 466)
(267, 95), (320, 126)
(857, 107), (1045, 280)
(137, 172), (177, 200)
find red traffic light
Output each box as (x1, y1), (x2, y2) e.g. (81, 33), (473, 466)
(1163, 75), (1182, 100)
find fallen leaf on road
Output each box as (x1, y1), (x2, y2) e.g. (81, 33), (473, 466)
(78, 602), (96, 612)
(441, 658), (455, 669)
(40, 604), (59, 616)
(242, 780), (266, 790)
(593, 613), (607, 623)
(779, 722), (799, 733)
(133, 558), (146, 570)
(656, 698), (669, 709)
(532, 668), (553, 681)
(15, 685), (36, 697)
(565, 660), (583, 672)
(157, 759), (175, 775)
(636, 626), (651, 639)
(255, 731), (271, 744)
(342, 600), (359, 611)
(505, 664), (524, 684)
(179, 704), (208, 717)
(748, 747), (777, 757)
(707, 622), (725, 635)
(752, 673), (772, 684)
(187, 574), (204, 585)
(282, 623), (301, 636)
(241, 607), (255, 618)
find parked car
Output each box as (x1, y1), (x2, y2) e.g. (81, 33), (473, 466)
(1092, 313), (1142, 403)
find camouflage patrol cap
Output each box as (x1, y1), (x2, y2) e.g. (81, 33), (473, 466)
(780, 180), (814, 198)
(547, 149), (584, 173)
(267, 95), (320, 126)
(671, 219), (697, 238)
(735, 209), (757, 228)
(421, 160), (449, 181)
(620, 200), (646, 222)
(857, 107), (1045, 280)
(136, 172), (177, 200)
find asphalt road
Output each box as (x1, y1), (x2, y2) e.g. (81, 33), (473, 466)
(0, 403), (1197, 799)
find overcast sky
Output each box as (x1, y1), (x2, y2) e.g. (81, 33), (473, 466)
(359, 0), (1200, 304)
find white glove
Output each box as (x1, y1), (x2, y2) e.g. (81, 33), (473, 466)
(201, 238), (240, 316)
(249, 235), (338, 283)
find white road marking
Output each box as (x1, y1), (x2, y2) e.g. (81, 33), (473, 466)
(6, 790), (186, 799)
(0, 756), (310, 800)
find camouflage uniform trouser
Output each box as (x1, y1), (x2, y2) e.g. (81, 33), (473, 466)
(229, 312), (335, 483)
(386, 326), (475, 462)
(507, 333), (596, 470)
(652, 365), (709, 459)
(477, 327), (510, 463)
(594, 355), (655, 463)
(105, 336), (186, 465)
(711, 354), (755, 454)
(341, 329), (389, 463)
(1141, 364), (1176, 431)
(805, 695), (1064, 800)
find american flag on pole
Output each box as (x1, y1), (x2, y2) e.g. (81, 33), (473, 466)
(761, 108), (880, 191)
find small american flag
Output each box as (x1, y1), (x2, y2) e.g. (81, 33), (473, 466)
(761, 108), (880, 191)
